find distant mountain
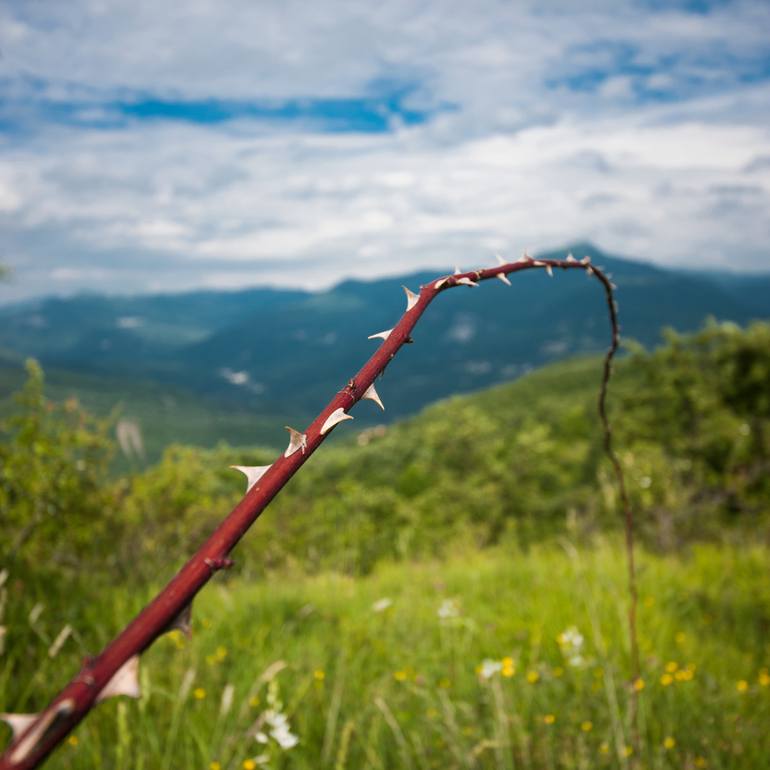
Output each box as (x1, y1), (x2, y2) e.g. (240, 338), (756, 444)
(1, 242), (768, 446)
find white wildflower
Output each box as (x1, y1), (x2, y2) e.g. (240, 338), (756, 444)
(437, 598), (460, 620)
(558, 626), (586, 667)
(264, 709), (299, 749)
(372, 597), (393, 613)
(478, 659), (502, 680)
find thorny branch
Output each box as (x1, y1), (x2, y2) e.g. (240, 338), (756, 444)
(0, 253), (638, 769)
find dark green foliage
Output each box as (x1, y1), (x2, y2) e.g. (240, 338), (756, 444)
(2, 323), (769, 586)
(0, 360), (116, 577)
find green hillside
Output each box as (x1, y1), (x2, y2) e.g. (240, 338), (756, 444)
(3, 321), (767, 583)
(2, 243), (768, 436)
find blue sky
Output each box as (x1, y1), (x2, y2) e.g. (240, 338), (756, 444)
(1, 0), (769, 302)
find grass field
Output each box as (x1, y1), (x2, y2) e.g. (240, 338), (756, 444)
(3, 540), (769, 769)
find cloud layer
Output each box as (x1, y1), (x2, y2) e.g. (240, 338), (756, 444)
(1, 0), (769, 301)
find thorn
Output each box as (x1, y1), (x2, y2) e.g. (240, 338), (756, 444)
(532, 260), (545, 266)
(454, 266), (462, 275)
(566, 253), (576, 262)
(518, 252), (532, 263)
(9, 700), (74, 764)
(368, 329), (392, 342)
(97, 656), (141, 703)
(284, 426), (307, 457)
(611, 282), (618, 290)
(586, 265), (594, 276)
(434, 277), (448, 289)
(455, 277), (479, 287)
(0, 713), (38, 741)
(230, 465), (271, 492)
(204, 556), (235, 571)
(545, 264), (553, 277)
(402, 286), (419, 312)
(496, 272), (512, 286)
(167, 602), (193, 638)
(581, 255), (592, 265)
(320, 408), (354, 435)
(362, 383), (385, 411)
(495, 254), (506, 266)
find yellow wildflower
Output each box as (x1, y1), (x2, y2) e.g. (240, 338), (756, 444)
(694, 757), (708, 768)
(313, 669), (325, 681)
(622, 745), (634, 757)
(665, 661), (678, 673)
(210, 763), (222, 770)
(759, 669), (770, 687)
(599, 742), (610, 755)
(243, 760), (256, 770)
(526, 670), (540, 684)
(394, 670), (408, 682)
(663, 736), (676, 750)
(736, 679), (749, 693)
(580, 720), (593, 732)
(543, 714), (556, 725)
(193, 687), (206, 700)
(501, 657), (516, 678)
(67, 735), (78, 747)
(633, 677), (645, 692)
(660, 673), (673, 686)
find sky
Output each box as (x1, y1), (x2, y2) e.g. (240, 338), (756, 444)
(1, 0), (770, 303)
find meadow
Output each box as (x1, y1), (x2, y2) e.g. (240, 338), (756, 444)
(3, 541), (769, 769)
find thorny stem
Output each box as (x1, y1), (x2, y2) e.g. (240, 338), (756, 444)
(1, 255), (637, 769)
(592, 268), (641, 756)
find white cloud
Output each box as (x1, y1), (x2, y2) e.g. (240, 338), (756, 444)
(1, 0), (769, 302)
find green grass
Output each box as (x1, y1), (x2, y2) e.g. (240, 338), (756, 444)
(3, 540), (769, 769)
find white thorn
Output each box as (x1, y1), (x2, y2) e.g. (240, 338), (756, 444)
(496, 272), (511, 286)
(581, 255), (592, 265)
(9, 700), (74, 764)
(284, 427), (307, 457)
(97, 656), (141, 703)
(168, 603), (193, 638)
(320, 408), (354, 435)
(586, 265), (594, 276)
(454, 266), (462, 275)
(362, 383), (385, 411)
(455, 277), (479, 287)
(495, 254), (506, 266)
(611, 282), (618, 290)
(566, 253), (576, 262)
(230, 465), (271, 492)
(368, 329), (392, 342)
(532, 260), (545, 266)
(0, 713), (38, 741)
(546, 264), (553, 277)
(402, 286), (419, 312)
(434, 277), (448, 289)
